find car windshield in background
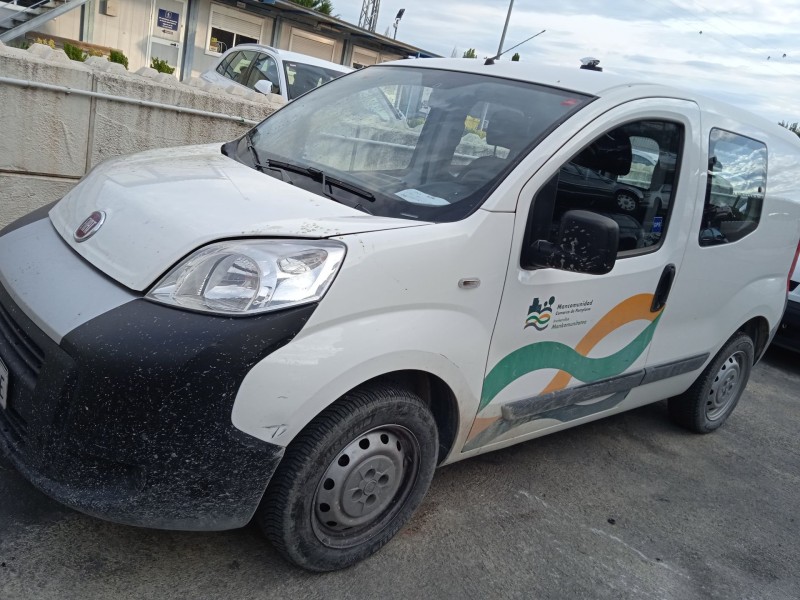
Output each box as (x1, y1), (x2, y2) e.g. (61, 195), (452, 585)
(246, 65), (592, 222)
(284, 62), (347, 100)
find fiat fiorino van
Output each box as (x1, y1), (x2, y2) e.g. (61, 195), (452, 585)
(1, 59), (799, 571)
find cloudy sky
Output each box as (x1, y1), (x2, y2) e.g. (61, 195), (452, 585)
(336, 0), (798, 124)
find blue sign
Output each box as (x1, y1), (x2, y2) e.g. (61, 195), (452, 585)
(652, 216), (663, 234)
(157, 9), (179, 32)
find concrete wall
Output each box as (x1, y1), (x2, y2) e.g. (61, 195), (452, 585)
(0, 40), (283, 229)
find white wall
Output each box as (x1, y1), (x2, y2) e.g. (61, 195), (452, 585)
(36, 0), (151, 71)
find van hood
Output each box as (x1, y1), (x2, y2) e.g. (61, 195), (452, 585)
(50, 145), (425, 291)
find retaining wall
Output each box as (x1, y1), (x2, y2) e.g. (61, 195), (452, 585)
(0, 40), (285, 228)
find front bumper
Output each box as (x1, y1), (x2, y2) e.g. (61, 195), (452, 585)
(0, 220), (316, 530)
(773, 299), (800, 352)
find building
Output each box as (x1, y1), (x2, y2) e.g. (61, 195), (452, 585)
(0, 0), (437, 79)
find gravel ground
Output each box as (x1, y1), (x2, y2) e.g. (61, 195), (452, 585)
(1, 345), (798, 600)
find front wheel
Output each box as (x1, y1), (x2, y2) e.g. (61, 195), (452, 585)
(668, 332), (754, 433)
(257, 384), (438, 571)
(616, 190), (639, 213)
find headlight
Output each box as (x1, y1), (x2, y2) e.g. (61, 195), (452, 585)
(146, 239), (346, 315)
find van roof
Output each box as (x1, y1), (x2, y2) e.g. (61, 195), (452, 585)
(385, 58), (800, 146)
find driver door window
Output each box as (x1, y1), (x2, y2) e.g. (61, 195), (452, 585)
(244, 53), (281, 95)
(546, 120), (684, 255)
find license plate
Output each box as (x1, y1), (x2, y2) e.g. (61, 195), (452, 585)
(0, 356), (8, 410)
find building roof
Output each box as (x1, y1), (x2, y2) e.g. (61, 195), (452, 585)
(227, 0), (440, 59)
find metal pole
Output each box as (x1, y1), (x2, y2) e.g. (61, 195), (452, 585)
(0, 77), (260, 125)
(497, 0), (515, 56)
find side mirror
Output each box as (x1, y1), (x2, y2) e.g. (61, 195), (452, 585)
(526, 210), (619, 275)
(254, 80), (279, 96)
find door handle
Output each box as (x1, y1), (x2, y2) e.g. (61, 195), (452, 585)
(651, 264), (676, 312)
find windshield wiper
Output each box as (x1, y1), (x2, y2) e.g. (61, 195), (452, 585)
(245, 130), (265, 172)
(244, 141), (376, 203)
(306, 167), (375, 202)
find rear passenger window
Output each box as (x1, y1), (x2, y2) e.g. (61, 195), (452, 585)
(699, 129), (766, 246)
(546, 120), (684, 255)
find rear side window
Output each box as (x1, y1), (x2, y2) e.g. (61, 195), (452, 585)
(699, 129), (767, 246)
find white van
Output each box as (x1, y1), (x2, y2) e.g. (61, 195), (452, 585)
(1, 59), (799, 571)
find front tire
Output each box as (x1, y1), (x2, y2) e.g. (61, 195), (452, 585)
(668, 332), (754, 433)
(616, 190), (639, 213)
(257, 384), (438, 571)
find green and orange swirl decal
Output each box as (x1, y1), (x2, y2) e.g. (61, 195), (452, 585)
(478, 294), (663, 413)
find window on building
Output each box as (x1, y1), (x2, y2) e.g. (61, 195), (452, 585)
(699, 129), (767, 246)
(540, 121), (684, 255)
(207, 6), (262, 55)
(352, 47), (379, 69)
(288, 28), (335, 61)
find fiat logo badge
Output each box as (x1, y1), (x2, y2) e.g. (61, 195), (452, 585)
(74, 211), (106, 242)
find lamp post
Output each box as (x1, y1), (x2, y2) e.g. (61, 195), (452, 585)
(497, 0), (514, 56)
(393, 9), (405, 39)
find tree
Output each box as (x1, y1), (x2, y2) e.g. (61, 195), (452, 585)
(290, 0), (333, 15)
(463, 48), (477, 59)
(511, 53), (520, 61)
(779, 121), (800, 138)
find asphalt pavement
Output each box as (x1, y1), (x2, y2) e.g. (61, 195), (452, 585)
(1, 346), (798, 600)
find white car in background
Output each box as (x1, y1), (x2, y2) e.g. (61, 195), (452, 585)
(201, 44), (352, 102)
(774, 257), (800, 352)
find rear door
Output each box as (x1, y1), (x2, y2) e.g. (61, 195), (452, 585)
(464, 98), (703, 452)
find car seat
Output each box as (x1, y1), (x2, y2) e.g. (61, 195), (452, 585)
(458, 108), (530, 183)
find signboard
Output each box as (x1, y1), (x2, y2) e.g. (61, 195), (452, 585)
(652, 216), (664, 234)
(156, 9), (180, 37)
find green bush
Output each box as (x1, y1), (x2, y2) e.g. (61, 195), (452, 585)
(109, 49), (129, 70)
(150, 57), (175, 74)
(63, 42), (87, 62)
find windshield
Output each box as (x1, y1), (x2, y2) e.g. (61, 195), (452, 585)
(244, 65), (592, 221)
(284, 61), (347, 100)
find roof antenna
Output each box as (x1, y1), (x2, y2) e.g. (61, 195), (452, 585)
(484, 29), (546, 65)
(579, 57), (603, 71)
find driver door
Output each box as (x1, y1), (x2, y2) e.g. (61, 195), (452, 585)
(464, 98), (703, 452)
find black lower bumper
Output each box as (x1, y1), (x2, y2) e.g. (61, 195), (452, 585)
(773, 299), (800, 353)
(0, 281), (315, 530)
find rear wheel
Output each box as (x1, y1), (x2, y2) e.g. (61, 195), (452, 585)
(668, 332), (754, 433)
(258, 384), (438, 571)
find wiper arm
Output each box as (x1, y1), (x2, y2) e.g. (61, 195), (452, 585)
(265, 158), (314, 177)
(245, 130), (265, 172)
(307, 167), (376, 202)
(246, 147), (377, 204)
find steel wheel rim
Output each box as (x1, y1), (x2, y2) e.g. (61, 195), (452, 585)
(311, 425), (421, 549)
(706, 350), (747, 421)
(617, 192), (637, 212)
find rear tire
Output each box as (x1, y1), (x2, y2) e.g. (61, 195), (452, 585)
(257, 384), (438, 571)
(668, 332), (754, 433)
